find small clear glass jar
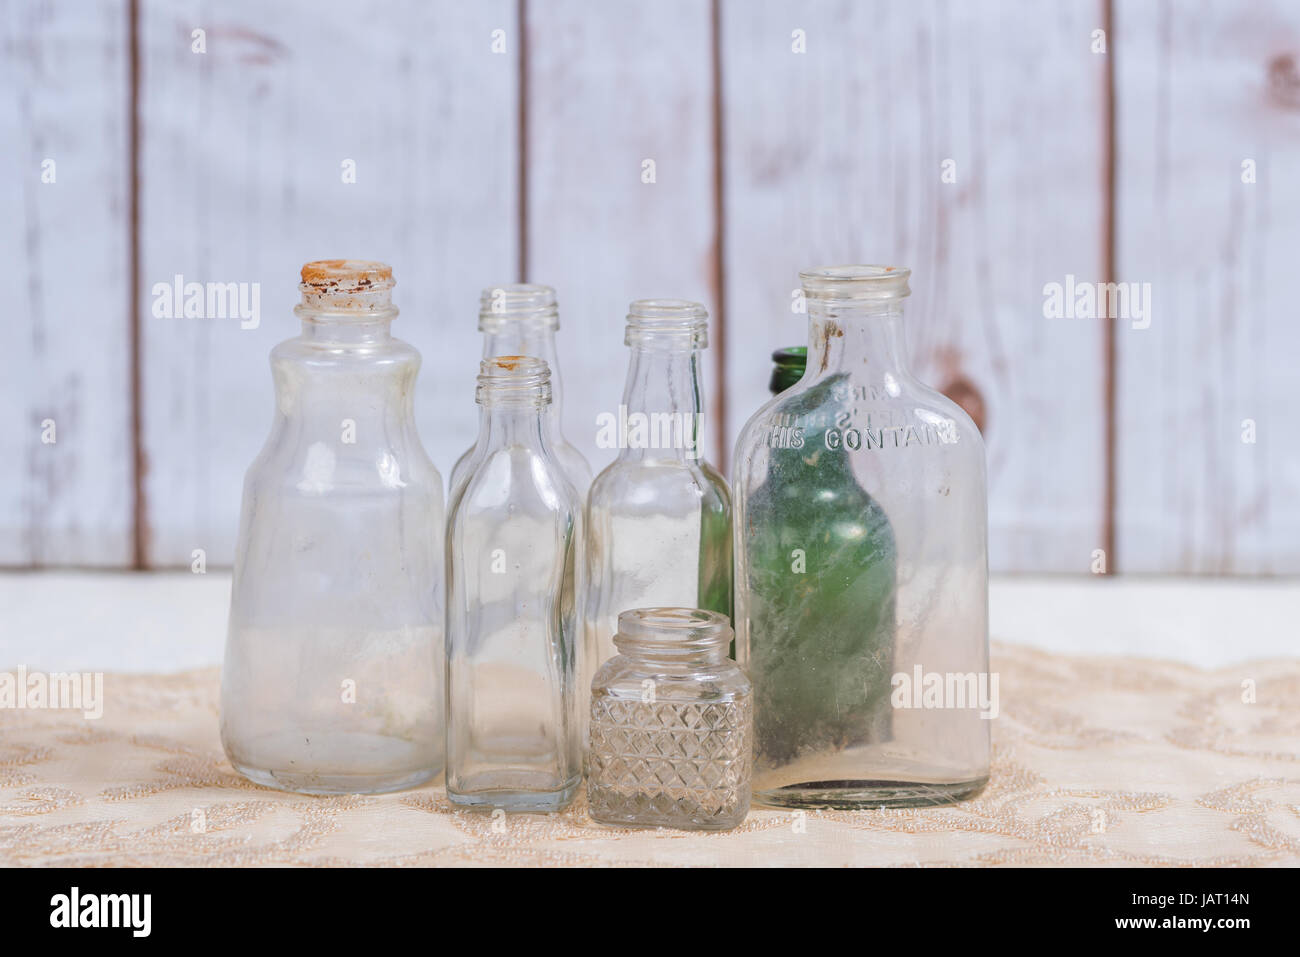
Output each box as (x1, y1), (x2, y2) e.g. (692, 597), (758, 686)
(220, 260), (444, 795)
(588, 608), (752, 831)
(446, 356), (583, 812)
(733, 265), (990, 809)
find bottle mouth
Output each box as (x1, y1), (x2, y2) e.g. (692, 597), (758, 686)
(475, 355), (552, 407)
(799, 265), (911, 302)
(479, 284), (559, 330)
(297, 260), (397, 318)
(613, 607), (733, 655)
(625, 299), (709, 348)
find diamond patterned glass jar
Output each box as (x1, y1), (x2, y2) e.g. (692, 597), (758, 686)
(587, 608), (752, 831)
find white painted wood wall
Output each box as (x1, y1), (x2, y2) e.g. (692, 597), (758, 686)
(2, 0), (1297, 574)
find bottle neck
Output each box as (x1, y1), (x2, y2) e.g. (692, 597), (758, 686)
(481, 324), (563, 412)
(618, 340), (706, 463)
(806, 300), (910, 382)
(294, 275), (398, 345)
(619, 641), (730, 671)
(272, 314), (414, 432)
(468, 355), (555, 457)
(475, 405), (553, 455)
(298, 316), (394, 345)
(769, 347), (807, 395)
(613, 607), (732, 670)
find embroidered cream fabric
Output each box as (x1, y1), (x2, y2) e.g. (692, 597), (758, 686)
(2, 642), (1298, 866)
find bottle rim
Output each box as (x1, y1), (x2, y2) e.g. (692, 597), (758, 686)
(799, 265), (911, 301)
(478, 284), (560, 330)
(614, 607), (733, 655)
(625, 299), (709, 348)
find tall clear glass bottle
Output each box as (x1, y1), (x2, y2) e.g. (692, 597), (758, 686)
(221, 260), (444, 795)
(445, 356), (583, 811)
(585, 300), (732, 698)
(733, 265), (990, 809)
(449, 284), (591, 501)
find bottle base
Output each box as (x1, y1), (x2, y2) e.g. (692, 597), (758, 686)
(588, 804), (748, 832)
(754, 776), (988, 810)
(447, 779), (580, 813)
(224, 729), (441, 796)
(449, 780), (577, 811)
(231, 761), (438, 796)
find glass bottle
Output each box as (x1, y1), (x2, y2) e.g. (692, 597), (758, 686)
(588, 608), (752, 831)
(733, 265), (990, 809)
(585, 300), (732, 697)
(220, 260), (444, 795)
(449, 284), (591, 501)
(769, 346), (807, 395)
(445, 356), (583, 811)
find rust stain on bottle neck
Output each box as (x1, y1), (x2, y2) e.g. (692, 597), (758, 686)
(812, 321), (843, 373)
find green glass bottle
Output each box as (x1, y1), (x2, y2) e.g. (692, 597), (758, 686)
(768, 346), (807, 395)
(739, 349), (896, 801)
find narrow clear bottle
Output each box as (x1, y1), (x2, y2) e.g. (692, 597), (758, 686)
(446, 356), (583, 811)
(449, 285), (591, 501)
(732, 265), (990, 809)
(220, 260), (444, 795)
(585, 299), (732, 697)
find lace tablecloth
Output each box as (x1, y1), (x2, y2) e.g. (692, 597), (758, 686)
(2, 642), (1298, 867)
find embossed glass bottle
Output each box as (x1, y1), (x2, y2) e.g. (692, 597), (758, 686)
(221, 260), (444, 795)
(446, 356), (583, 811)
(585, 300), (732, 697)
(449, 285), (591, 500)
(733, 266), (990, 809)
(588, 608), (752, 831)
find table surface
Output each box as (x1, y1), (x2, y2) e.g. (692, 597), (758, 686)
(1, 573), (1297, 866)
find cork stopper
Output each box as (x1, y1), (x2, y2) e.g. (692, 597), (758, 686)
(297, 260), (396, 317)
(300, 260), (393, 291)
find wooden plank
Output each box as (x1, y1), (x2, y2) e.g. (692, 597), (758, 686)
(719, 0), (1111, 573)
(1114, 0), (1300, 574)
(0, 0), (133, 567)
(524, 0), (720, 472)
(138, 0), (519, 565)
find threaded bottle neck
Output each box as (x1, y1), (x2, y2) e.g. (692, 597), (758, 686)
(475, 355), (552, 410)
(613, 608), (732, 667)
(624, 299), (709, 350)
(479, 284), (559, 332)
